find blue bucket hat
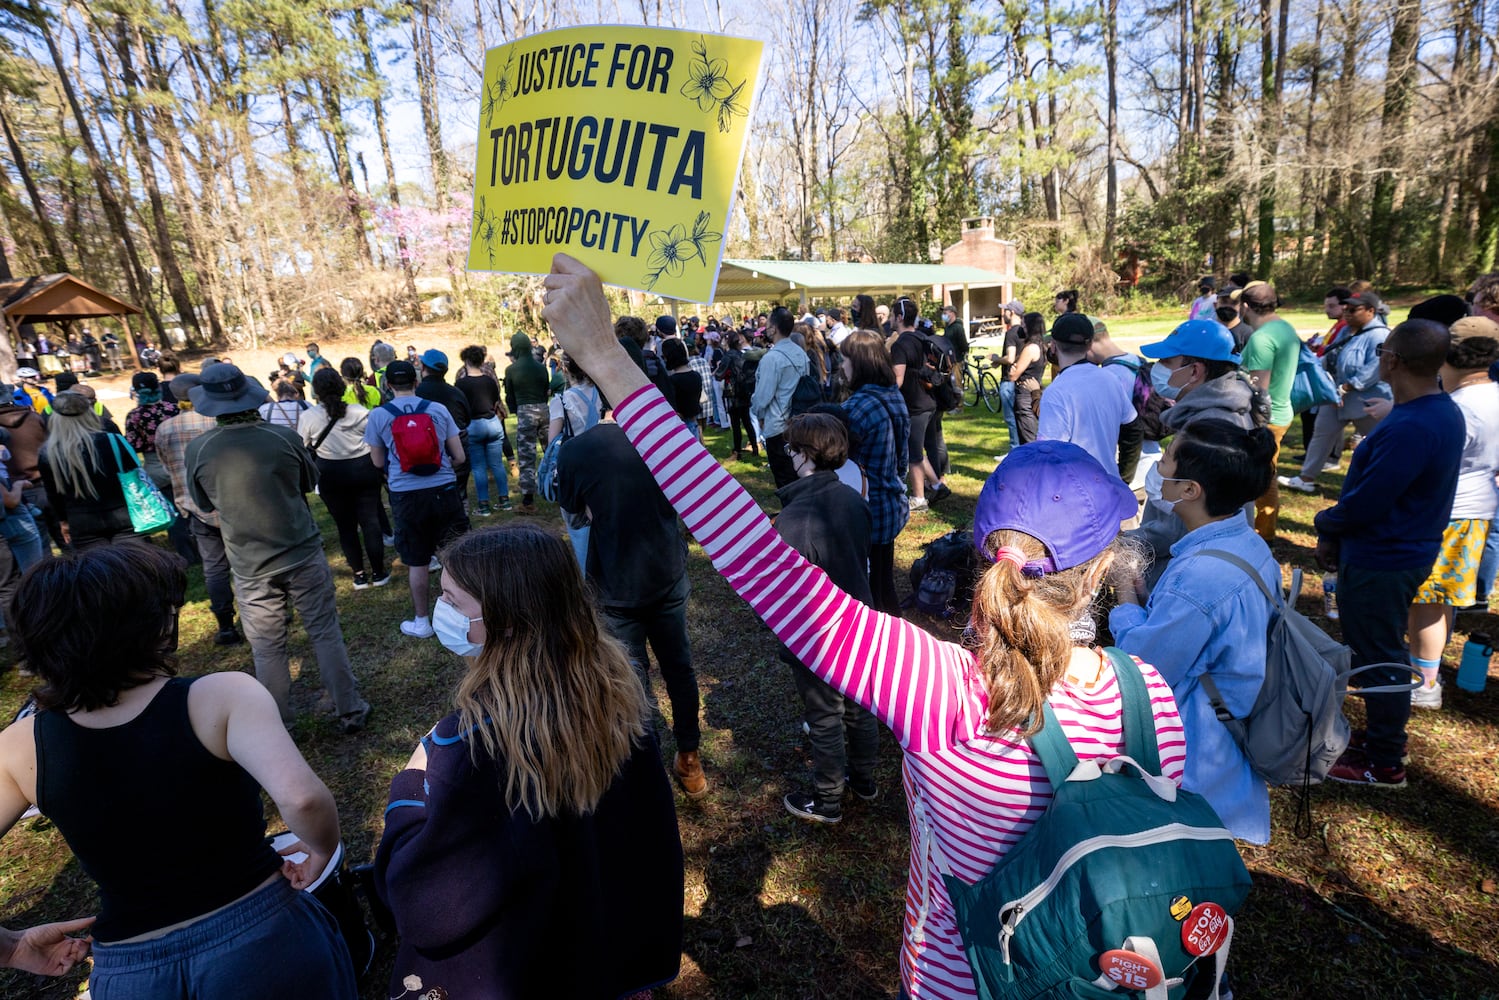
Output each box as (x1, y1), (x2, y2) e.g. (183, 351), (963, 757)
(1141, 320), (1240, 363)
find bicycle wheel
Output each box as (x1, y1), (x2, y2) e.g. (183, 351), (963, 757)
(962, 365), (980, 407)
(980, 371), (1002, 413)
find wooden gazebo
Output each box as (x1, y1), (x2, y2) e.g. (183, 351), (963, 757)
(0, 273), (141, 380)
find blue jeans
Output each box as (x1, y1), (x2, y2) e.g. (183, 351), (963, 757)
(999, 378), (1018, 449)
(0, 505), (46, 571)
(1476, 525), (1499, 602)
(90, 878), (357, 1000)
(467, 416), (510, 503)
(601, 573), (700, 752)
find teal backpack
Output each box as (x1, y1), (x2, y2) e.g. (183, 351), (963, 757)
(933, 648), (1252, 1000)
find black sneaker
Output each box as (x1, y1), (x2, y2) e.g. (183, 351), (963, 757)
(476, 502), (493, 517)
(927, 482), (953, 504)
(213, 627), (243, 646)
(497, 498), (514, 512)
(338, 705), (372, 735)
(352, 572), (371, 590)
(846, 776), (878, 802)
(371, 572), (392, 588)
(783, 792), (841, 824)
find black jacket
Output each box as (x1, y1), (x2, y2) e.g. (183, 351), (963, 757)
(774, 471), (873, 605)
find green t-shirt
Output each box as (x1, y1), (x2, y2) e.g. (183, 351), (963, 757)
(1240, 318), (1301, 426)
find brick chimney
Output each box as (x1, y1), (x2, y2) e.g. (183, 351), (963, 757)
(943, 217), (1015, 276)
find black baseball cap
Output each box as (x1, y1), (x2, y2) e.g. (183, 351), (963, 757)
(1048, 312), (1096, 346)
(385, 360), (417, 386)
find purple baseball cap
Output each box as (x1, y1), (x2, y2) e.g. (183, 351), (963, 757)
(973, 441), (1138, 570)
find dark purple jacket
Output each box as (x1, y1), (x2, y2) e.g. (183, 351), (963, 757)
(375, 712), (683, 998)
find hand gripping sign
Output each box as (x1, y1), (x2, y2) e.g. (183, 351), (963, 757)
(470, 26), (765, 302)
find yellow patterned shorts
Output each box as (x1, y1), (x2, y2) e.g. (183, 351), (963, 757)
(1415, 518), (1490, 605)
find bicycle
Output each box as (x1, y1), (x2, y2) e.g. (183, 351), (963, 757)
(962, 358), (1003, 413)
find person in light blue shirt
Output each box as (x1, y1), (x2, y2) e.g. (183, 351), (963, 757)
(750, 306), (811, 488)
(1111, 418), (1279, 844)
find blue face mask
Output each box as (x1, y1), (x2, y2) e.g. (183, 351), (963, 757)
(433, 598), (483, 657)
(1144, 463), (1192, 515)
(1149, 362), (1185, 401)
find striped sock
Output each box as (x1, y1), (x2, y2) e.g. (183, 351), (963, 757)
(1413, 656), (1441, 688)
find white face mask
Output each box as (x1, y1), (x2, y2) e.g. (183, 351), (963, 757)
(1144, 464), (1191, 515)
(433, 598), (483, 657)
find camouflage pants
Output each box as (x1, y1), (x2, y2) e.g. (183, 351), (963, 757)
(515, 402), (549, 495)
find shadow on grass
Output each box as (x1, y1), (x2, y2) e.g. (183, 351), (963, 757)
(1233, 870), (1499, 997)
(679, 834), (899, 1000)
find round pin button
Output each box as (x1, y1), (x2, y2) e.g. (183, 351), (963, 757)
(1182, 902), (1230, 956)
(1099, 948), (1164, 990)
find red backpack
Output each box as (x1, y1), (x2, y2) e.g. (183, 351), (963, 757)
(381, 400), (442, 475)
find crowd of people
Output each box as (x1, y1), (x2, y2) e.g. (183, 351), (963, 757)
(0, 263), (1495, 1000)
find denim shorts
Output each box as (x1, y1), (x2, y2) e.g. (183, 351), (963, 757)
(89, 878), (357, 1000)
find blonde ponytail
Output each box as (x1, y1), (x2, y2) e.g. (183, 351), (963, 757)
(969, 529), (1114, 737)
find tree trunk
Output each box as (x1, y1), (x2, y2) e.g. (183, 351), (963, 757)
(317, 78), (374, 268)
(107, 19), (204, 345)
(354, 7), (420, 320)
(31, 0), (163, 338)
(0, 105), (69, 272)
(1368, 0), (1422, 280)
(1255, 0), (1285, 279)
(1102, 0), (1118, 258)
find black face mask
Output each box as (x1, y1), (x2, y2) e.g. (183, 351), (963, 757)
(850, 309), (861, 322)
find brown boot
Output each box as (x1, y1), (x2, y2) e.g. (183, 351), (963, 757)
(673, 750), (708, 799)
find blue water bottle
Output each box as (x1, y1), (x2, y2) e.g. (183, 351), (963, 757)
(1458, 633), (1492, 693)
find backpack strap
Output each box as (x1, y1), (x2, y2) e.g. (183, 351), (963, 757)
(414, 399), (431, 415)
(1102, 647), (1162, 775)
(1028, 703), (1081, 788)
(1187, 549), (1283, 724)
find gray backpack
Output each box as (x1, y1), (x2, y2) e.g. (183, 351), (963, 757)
(1195, 551), (1419, 835)
(1192, 551), (1351, 786)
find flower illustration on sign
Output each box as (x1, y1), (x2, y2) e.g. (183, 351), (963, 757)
(482, 51), (516, 128)
(644, 211), (722, 290)
(680, 36), (747, 132)
(680, 37), (732, 111)
(472, 196), (501, 265)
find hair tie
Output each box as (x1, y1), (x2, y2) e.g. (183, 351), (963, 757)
(994, 546), (1029, 568)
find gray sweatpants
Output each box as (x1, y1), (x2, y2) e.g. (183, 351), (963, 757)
(232, 556), (367, 724)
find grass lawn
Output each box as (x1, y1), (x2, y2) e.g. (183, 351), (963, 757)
(1, 395), (1497, 999)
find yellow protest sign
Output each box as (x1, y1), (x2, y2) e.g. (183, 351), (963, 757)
(469, 26), (764, 302)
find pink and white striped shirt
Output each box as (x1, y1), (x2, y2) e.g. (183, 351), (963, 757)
(613, 386), (1188, 1000)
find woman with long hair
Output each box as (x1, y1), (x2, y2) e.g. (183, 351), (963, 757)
(374, 524), (683, 998)
(300, 368), (387, 588)
(456, 345), (511, 515)
(339, 357), (382, 410)
(541, 257), (1187, 1000)
(838, 330), (910, 614)
(1007, 311), (1048, 445)
(0, 544), (356, 998)
(851, 293), (881, 334)
(38, 392), (138, 549)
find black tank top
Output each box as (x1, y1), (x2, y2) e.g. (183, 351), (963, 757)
(34, 677), (283, 942)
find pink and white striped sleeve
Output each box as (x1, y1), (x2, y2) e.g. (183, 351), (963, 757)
(613, 385), (980, 753)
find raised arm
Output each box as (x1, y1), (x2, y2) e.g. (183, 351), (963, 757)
(541, 256), (977, 752)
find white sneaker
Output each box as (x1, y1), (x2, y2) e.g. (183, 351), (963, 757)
(400, 618), (435, 638)
(1411, 681), (1443, 710)
(428, 557), (441, 571)
(909, 497), (929, 512)
(1322, 460), (1341, 472)
(1277, 475), (1316, 493)
(382, 534), (395, 547)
